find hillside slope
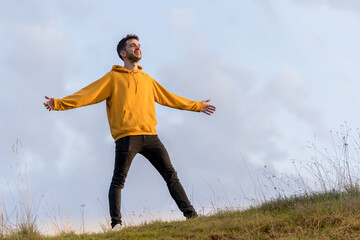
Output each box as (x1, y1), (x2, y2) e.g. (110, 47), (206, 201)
(10, 189), (357, 240)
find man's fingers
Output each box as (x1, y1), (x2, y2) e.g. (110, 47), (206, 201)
(45, 96), (54, 101)
(201, 108), (215, 115)
(202, 108), (214, 115)
(205, 105), (216, 111)
(201, 99), (215, 115)
(44, 96), (55, 111)
(43, 98), (54, 111)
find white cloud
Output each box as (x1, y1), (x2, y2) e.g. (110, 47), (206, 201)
(266, 64), (324, 128)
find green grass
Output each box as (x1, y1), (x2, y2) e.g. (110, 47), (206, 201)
(3, 188), (360, 240)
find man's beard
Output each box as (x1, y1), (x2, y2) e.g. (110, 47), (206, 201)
(126, 50), (141, 63)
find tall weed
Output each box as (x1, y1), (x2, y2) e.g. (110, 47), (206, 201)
(0, 140), (42, 239)
(260, 125), (360, 201)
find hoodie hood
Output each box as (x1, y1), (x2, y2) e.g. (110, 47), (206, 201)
(111, 65), (143, 94)
(111, 65), (143, 73)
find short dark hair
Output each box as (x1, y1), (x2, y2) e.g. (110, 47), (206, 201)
(117, 34), (139, 60)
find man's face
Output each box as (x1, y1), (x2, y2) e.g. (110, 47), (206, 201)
(123, 38), (142, 62)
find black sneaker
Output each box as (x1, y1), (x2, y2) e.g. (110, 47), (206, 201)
(111, 223), (123, 231)
(185, 211), (198, 219)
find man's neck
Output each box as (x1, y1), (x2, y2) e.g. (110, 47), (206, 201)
(124, 61), (138, 71)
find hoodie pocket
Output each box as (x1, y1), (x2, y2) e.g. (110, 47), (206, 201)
(121, 109), (135, 127)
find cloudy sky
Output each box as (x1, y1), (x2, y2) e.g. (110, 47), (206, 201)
(1, 0), (360, 234)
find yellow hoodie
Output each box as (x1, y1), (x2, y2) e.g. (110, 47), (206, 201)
(54, 65), (203, 141)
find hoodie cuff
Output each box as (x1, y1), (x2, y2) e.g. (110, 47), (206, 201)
(53, 98), (59, 111)
(197, 101), (203, 112)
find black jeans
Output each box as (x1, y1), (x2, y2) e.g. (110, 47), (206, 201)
(108, 135), (196, 227)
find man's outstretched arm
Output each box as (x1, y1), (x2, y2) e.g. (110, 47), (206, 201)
(200, 99), (216, 115)
(152, 79), (216, 114)
(43, 72), (113, 112)
(44, 96), (54, 111)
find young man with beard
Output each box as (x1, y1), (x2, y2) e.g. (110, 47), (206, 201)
(43, 34), (216, 230)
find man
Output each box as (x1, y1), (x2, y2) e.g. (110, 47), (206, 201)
(44, 34), (216, 230)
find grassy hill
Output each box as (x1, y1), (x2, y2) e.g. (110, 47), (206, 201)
(4, 188), (360, 240)
(3, 128), (360, 239)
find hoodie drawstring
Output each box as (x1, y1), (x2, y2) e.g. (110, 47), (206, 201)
(127, 73), (130, 88)
(127, 72), (138, 95)
(134, 74), (138, 94)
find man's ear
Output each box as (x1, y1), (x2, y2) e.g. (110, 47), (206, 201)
(120, 50), (126, 59)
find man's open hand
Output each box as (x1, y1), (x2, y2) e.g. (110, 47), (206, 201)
(44, 96), (55, 111)
(201, 99), (216, 115)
